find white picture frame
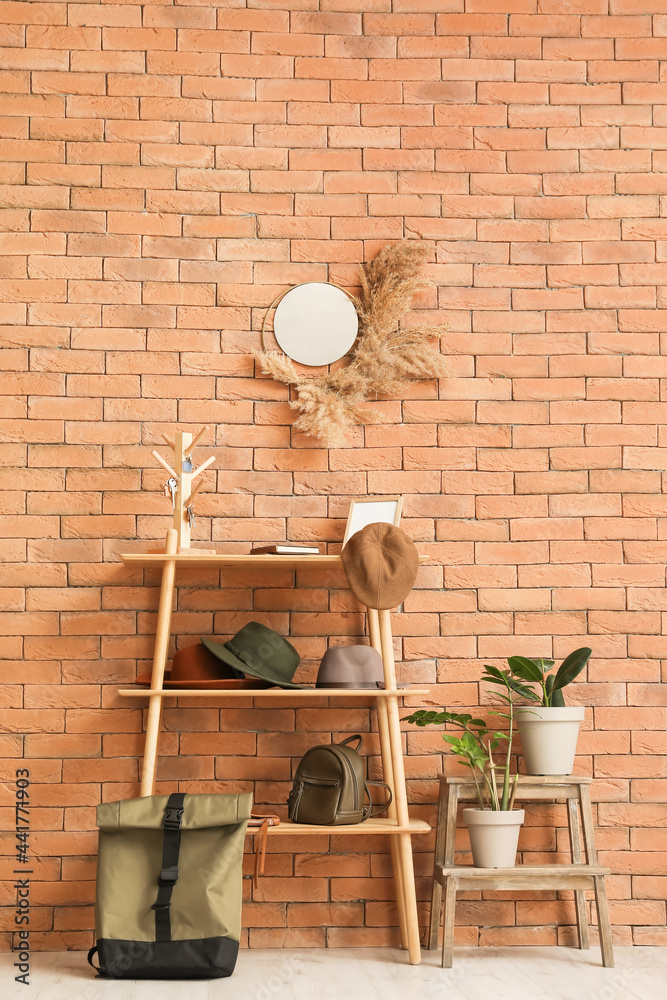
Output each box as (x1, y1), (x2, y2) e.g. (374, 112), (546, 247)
(342, 495), (403, 547)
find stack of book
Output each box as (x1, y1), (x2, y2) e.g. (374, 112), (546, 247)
(251, 543), (320, 555)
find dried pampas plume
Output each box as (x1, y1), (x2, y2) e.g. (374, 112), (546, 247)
(255, 240), (452, 447)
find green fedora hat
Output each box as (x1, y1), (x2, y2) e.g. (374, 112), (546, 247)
(201, 622), (307, 689)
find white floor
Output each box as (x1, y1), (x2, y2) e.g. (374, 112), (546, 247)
(0, 946), (664, 1000)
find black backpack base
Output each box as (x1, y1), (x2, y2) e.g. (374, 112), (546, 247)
(88, 937), (238, 980)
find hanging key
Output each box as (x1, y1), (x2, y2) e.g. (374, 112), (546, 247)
(166, 477), (178, 509)
(186, 505), (196, 530)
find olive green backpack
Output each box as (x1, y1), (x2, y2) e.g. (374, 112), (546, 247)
(287, 735), (392, 825)
(88, 791), (252, 979)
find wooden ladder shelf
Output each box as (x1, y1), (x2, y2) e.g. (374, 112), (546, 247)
(118, 503), (430, 963)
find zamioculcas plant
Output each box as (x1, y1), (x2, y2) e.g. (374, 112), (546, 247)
(403, 664), (519, 812)
(504, 647), (592, 707)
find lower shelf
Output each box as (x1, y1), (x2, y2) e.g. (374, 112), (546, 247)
(249, 818), (431, 836)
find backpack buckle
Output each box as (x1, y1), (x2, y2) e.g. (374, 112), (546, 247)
(163, 806), (184, 830)
(158, 865), (179, 885)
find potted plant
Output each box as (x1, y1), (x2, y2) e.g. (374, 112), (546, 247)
(404, 664), (524, 869)
(505, 647), (591, 776)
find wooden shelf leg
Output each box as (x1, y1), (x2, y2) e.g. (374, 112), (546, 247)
(567, 796), (590, 950)
(395, 833), (421, 965)
(368, 608), (408, 952)
(441, 877), (456, 969)
(578, 782), (598, 864)
(594, 875), (615, 968)
(428, 781), (459, 950)
(378, 698), (408, 951)
(139, 528), (178, 797)
(427, 781), (447, 950)
(378, 609), (422, 965)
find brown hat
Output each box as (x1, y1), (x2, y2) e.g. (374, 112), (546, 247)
(341, 521), (419, 610)
(136, 642), (271, 690)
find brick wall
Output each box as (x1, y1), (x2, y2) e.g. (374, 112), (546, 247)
(1, 0), (667, 952)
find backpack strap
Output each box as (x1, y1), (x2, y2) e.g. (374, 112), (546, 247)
(339, 734), (363, 752)
(363, 780), (393, 820)
(151, 792), (186, 942)
(252, 818), (269, 888)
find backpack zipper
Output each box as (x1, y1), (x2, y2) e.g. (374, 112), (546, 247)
(289, 779), (304, 818)
(328, 746), (359, 812)
(289, 775), (340, 821)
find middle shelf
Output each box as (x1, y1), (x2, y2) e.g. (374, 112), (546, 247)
(118, 687), (430, 699)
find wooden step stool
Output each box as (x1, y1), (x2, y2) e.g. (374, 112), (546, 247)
(427, 775), (614, 969)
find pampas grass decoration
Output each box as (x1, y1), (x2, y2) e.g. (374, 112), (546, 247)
(255, 240), (451, 446)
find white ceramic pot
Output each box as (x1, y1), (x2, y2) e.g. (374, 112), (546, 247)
(463, 808), (525, 869)
(516, 706), (585, 775)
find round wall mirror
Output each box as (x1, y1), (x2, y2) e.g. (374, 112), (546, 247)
(271, 282), (359, 367)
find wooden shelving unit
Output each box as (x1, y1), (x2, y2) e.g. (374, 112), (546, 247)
(117, 520), (430, 965)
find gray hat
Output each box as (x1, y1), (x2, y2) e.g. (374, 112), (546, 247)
(316, 645), (384, 689)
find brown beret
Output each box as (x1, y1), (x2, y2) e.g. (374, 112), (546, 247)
(341, 521), (419, 610)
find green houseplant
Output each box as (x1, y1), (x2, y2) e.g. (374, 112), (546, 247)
(506, 647), (592, 776)
(404, 664), (524, 868)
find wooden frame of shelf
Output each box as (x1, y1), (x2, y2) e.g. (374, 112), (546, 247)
(117, 527), (430, 965)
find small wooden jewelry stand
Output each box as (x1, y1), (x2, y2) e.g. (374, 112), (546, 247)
(117, 430), (430, 965)
(150, 425), (215, 553)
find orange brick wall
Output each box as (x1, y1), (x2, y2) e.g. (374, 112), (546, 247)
(1, 0), (666, 952)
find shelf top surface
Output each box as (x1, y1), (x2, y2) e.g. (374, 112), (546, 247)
(120, 552), (343, 568)
(119, 687), (430, 699)
(119, 551), (430, 568)
(440, 774), (593, 785)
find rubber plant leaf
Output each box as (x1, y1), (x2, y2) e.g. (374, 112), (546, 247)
(545, 673), (564, 707)
(508, 677), (541, 702)
(507, 655), (545, 683)
(552, 647), (592, 691)
(550, 687), (565, 708)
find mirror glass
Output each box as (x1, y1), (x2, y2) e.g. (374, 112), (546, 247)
(273, 282), (359, 367)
